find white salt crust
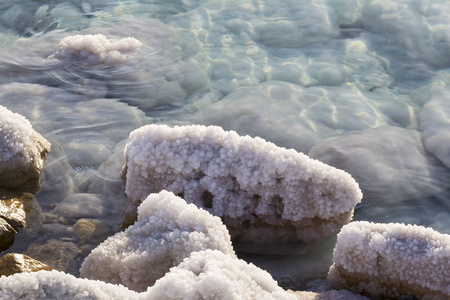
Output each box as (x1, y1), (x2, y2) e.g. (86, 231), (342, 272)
(0, 105), (33, 162)
(123, 124), (362, 222)
(328, 221), (450, 299)
(0, 270), (140, 300)
(147, 249), (298, 300)
(80, 191), (235, 292)
(54, 34), (142, 65)
(0, 250), (302, 300)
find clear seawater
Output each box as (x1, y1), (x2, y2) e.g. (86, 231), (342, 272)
(1, 0), (450, 292)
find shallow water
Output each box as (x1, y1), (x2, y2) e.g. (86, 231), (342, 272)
(0, 0), (450, 292)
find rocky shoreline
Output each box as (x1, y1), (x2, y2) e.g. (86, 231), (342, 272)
(0, 107), (448, 299)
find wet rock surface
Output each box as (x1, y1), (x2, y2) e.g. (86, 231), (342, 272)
(0, 253), (52, 277)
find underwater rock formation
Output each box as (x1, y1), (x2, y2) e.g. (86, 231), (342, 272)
(121, 124), (362, 254)
(80, 190), (235, 292)
(309, 126), (450, 205)
(328, 221), (450, 299)
(419, 86), (450, 168)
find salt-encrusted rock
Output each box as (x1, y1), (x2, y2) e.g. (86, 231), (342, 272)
(0, 270), (140, 299)
(148, 249), (298, 300)
(121, 125), (362, 254)
(0, 105), (50, 194)
(80, 190), (235, 292)
(0, 253), (52, 277)
(328, 221), (450, 299)
(54, 34), (143, 65)
(0, 250), (299, 300)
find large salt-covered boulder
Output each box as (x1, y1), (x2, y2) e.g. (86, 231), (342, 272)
(328, 221), (450, 299)
(80, 190), (235, 292)
(121, 124), (362, 254)
(0, 105), (50, 193)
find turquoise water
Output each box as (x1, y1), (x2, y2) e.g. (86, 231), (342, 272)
(1, 0), (450, 291)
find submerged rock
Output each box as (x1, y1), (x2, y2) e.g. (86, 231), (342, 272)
(419, 86), (450, 168)
(0, 253), (52, 277)
(121, 124), (362, 254)
(73, 218), (111, 244)
(309, 126), (450, 205)
(328, 221), (450, 299)
(24, 240), (78, 272)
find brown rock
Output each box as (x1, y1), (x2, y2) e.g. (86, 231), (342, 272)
(74, 218), (111, 244)
(0, 253), (52, 276)
(0, 218), (16, 252)
(24, 240), (78, 272)
(0, 190), (43, 252)
(0, 189), (27, 231)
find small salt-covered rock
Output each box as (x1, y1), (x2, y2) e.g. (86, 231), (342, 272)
(328, 221), (450, 299)
(0, 105), (50, 194)
(0, 253), (52, 277)
(54, 34), (143, 65)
